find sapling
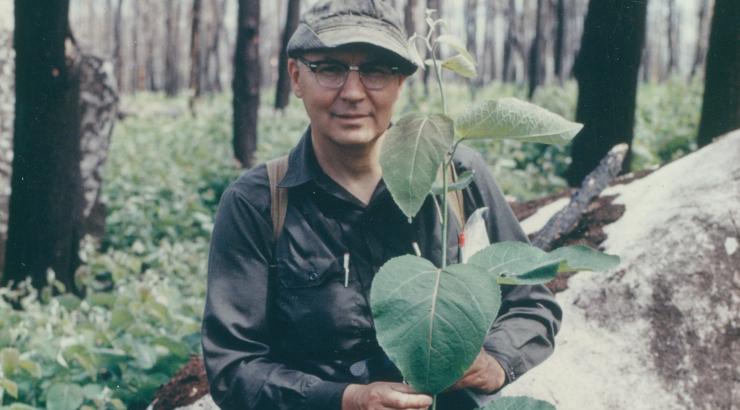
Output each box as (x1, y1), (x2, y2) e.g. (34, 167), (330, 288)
(369, 11), (619, 410)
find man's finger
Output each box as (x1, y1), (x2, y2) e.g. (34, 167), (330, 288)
(382, 389), (433, 409)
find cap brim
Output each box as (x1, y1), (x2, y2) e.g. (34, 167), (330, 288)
(288, 21), (418, 74)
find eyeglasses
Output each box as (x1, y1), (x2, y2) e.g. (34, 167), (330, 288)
(296, 57), (400, 90)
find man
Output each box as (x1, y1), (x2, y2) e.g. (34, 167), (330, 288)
(201, 1), (562, 409)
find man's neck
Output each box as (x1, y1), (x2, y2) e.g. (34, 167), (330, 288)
(311, 133), (384, 205)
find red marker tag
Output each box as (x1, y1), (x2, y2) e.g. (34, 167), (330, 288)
(458, 232), (466, 247)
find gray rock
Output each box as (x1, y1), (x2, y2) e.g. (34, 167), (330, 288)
(506, 130), (740, 409)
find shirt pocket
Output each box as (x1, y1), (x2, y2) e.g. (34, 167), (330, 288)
(276, 254), (342, 288)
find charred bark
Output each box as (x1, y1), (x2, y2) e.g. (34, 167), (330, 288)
(233, 0), (260, 168)
(274, 0), (301, 110)
(697, 0), (740, 147)
(565, 0), (647, 186)
(4, 0), (84, 292)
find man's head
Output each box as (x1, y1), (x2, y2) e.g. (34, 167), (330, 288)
(285, 0), (417, 150)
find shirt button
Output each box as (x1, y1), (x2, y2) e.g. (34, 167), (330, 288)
(309, 271), (319, 280)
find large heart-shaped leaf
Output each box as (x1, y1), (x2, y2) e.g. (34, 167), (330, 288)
(455, 98), (583, 145)
(442, 54), (478, 78)
(468, 242), (562, 285)
(551, 245), (620, 272)
(381, 113), (454, 219)
(476, 396), (556, 410)
(370, 255), (501, 394)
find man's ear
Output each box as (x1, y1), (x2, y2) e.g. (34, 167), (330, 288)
(288, 58), (303, 98)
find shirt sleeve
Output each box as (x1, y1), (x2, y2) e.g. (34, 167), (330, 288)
(460, 149), (563, 390)
(201, 188), (349, 410)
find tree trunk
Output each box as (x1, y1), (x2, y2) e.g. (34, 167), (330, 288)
(483, 0), (497, 83)
(553, 0), (565, 83)
(666, 0), (678, 77)
(501, 0), (517, 82)
(233, 0), (260, 168)
(274, 0), (301, 110)
(697, 0), (740, 147)
(690, 0), (711, 78)
(164, 0), (181, 97)
(189, 0), (203, 111)
(465, 0), (478, 96)
(131, 0), (140, 92)
(113, 0), (124, 92)
(3, 0), (84, 292)
(144, 3), (158, 92)
(527, 0), (545, 99)
(565, 0), (647, 186)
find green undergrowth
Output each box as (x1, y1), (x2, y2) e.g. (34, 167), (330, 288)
(0, 78), (702, 408)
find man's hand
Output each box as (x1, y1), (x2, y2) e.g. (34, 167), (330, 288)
(342, 382), (433, 410)
(447, 348), (506, 394)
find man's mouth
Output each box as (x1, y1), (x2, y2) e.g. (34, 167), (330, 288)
(333, 113), (370, 119)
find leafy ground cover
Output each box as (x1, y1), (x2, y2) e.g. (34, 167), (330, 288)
(0, 78), (702, 409)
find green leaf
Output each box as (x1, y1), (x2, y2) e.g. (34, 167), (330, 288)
(8, 403), (36, 410)
(380, 113), (454, 219)
(431, 170), (475, 196)
(455, 98), (583, 145)
(57, 294), (81, 310)
(18, 358), (42, 378)
(442, 54), (477, 78)
(468, 242), (561, 285)
(0, 377), (18, 399)
(87, 292), (117, 308)
(109, 307), (134, 331)
(551, 245), (620, 272)
(1, 348), (20, 376)
(132, 343), (157, 369)
(435, 34), (476, 63)
(46, 383), (84, 410)
(476, 396), (556, 410)
(81, 383), (103, 399)
(371, 255), (501, 394)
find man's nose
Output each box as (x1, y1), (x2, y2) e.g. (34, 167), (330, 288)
(339, 70), (366, 101)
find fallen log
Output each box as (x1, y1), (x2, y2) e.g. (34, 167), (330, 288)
(531, 143), (628, 250)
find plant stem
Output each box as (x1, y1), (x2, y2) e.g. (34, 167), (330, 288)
(432, 394), (438, 410)
(429, 40), (451, 268)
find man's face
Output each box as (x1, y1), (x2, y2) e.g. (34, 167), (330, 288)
(288, 46), (406, 150)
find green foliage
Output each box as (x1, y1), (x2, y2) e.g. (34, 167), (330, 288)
(371, 256), (501, 394)
(373, 17), (618, 409)
(380, 113), (455, 218)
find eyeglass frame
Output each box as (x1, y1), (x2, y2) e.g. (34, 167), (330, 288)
(295, 56), (402, 90)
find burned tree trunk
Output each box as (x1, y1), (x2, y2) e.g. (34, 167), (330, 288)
(274, 0), (301, 110)
(113, 0), (124, 92)
(501, 0), (518, 82)
(527, 0), (545, 99)
(483, 0), (497, 83)
(553, 0), (566, 84)
(164, 0), (182, 97)
(189, 0), (203, 111)
(233, 0), (260, 168)
(697, 0), (740, 147)
(3, 0), (84, 292)
(565, 0), (647, 186)
(690, 0), (711, 79)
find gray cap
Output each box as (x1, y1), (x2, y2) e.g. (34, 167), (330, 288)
(286, 0), (418, 74)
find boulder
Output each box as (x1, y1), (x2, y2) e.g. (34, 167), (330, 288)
(503, 130), (740, 409)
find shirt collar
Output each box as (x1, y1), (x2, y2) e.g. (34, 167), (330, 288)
(277, 127), (323, 188)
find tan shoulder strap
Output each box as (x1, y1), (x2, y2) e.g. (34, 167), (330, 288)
(446, 162), (466, 230)
(266, 155), (290, 241)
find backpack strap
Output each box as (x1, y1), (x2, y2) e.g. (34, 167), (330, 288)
(266, 155), (290, 241)
(445, 161), (466, 230)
